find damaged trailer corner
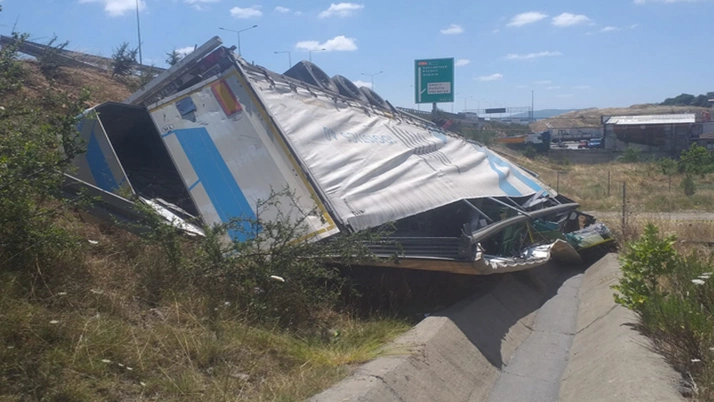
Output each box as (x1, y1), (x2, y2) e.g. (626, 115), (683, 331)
(65, 35), (614, 275)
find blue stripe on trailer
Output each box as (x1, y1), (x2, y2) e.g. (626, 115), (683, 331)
(170, 127), (256, 241)
(86, 121), (120, 192)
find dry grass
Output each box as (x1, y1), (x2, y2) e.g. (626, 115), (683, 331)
(498, 147), (714, 213)
(0, 216), (410, 402)
(19, 60), (132, 105)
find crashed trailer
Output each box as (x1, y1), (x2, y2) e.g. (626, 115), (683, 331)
(66, 36), (612, 275)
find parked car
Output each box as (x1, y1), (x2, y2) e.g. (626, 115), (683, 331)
(577, 140), (589, 149)
(587, 138), (603, 149)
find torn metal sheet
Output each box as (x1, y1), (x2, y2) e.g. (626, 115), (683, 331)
(65, 36), (613, 275)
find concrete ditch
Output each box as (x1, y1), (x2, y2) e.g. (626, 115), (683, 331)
(309, 254), (684, 402)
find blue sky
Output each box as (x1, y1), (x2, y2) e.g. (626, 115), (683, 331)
(2, 0), (711, 111)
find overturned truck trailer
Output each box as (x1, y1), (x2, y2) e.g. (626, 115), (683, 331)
(66, 36), (612, 275)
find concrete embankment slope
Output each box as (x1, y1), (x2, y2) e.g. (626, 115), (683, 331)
(309, 254), (684, 402)
(560, 254), (684, 402)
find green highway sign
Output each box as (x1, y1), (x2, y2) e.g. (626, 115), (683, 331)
(414, 58), (454, 104)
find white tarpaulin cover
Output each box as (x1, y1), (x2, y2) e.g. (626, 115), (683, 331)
(243, 65), (552, 231)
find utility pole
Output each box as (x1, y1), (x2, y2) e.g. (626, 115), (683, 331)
(136, 0), (142, 65)
(531, 90), (535, 123)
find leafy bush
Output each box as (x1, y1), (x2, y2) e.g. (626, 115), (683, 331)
(0, 27), (88, 275)
(136, 190), (387, 328)
(619, 146), (641, 163)
(679, 143), (714, 176)
(37, 36), (69, 80)
(111, 42), (137, 77)
(612, 223), (678, 312)
(658, 157), (678, 176)
(614, 224), (714, 398)
(682, 173), (697, 196)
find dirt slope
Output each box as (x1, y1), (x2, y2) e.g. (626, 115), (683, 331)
(19, 60), (133, 106)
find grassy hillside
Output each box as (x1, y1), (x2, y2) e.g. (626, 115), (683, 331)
(0, 40), (415, 401)
(530, 104), (710, 131)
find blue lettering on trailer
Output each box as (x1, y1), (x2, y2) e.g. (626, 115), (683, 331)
(168, 127), (256, 241)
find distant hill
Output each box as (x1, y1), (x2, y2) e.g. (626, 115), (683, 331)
(661, 92), (713, 108)
(529, 104), (710, 132)
(510, 109), (578, 119)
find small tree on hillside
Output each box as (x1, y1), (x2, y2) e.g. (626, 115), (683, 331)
(678, 143), (714, 176)
(165, 49), (182, 66)
(38, 35), (69, 79)
(111, 42), (138, 77)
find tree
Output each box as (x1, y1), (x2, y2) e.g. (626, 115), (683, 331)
(111, 42), (138, 77)
(165, 49), (182, 66)
(0, 21), (89, 271)
(678, 143), (714, 176)
(38, 35), (69, 79)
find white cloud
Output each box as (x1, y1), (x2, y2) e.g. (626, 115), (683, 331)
(274, 6), (290, 13)
(455, 59), (470, 67)
(573, 85), (591, 90)
(230, 6), (262, 18)
(476, 73), (504, 82)
(492, 29), (500, 34)
(557, 94), (574, 98)
(533, 80), (551, 85)
(352, 80), (372, 89)
(546, 85), (561, 90)
(295, 10), (303, 15)
(176, 46), (195, 57)
(630, 24), (640, 29)
(552, 13), (591, 27)
(184, 0), (218, 9)
(506, 51), (562, 60)
(295, 35), (357, 52)
(507, 12), (548, 27)
(440, 24), (464, 35)
(318, 2), (364, 18)
(78, 0), (146, 17)
(600, 26), (620, 32)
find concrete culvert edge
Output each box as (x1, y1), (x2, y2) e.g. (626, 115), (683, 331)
(309, 254), (685, 402)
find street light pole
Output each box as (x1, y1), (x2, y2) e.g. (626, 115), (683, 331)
(135, 0), (142, 65)
(361, 70), (383, 90)
(274, 51), (292, 69)
(308, 48), (326, 62)
(218, 25), (258, 56)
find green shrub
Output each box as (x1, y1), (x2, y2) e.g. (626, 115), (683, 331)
(619, 146), (641, 163)
(681, 173), (697, 196)
(679, 143), (714, 175)
(0, 26), (88, 276)
(658, 157), (678, 176)
(111, 42), (137, 77)
(37, 36), (69, 80)
(136, 190), (388, 329)
(612, 223), (678, 312)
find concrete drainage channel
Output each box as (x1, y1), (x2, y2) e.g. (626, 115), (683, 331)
(310, 254), (685, 402)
